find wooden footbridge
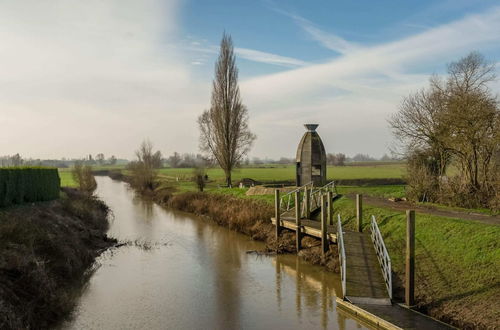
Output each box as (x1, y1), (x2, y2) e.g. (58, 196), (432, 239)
(271, 181), (392, 304)
(271, 182), (454, 329)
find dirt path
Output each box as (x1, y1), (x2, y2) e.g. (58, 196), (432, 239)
(346, 194), (500, 225)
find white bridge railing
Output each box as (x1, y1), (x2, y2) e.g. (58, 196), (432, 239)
(308, 181), (336, 215)
(337, 215), (346, 298)
(279, 182), (313, 214)
(280, 181), (337, 218)
(370, 215), (392, 299)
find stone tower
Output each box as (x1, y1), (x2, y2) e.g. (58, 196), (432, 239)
(296, 124), (327, 186)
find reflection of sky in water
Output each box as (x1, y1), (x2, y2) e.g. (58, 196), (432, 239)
(63, 177), (368, 330)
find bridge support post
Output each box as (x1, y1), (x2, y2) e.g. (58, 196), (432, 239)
(275, 190), (281, 243)
(406, 210), (415, 307)
(356, 194), (363, 232)
(295, 191), (302, 252)
(305, 187), (311, 219)
(327, 191), (333, 225)
(321, 194), (328, 256)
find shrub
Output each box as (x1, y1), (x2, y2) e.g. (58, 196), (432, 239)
(0, 167), (60, 207)
(72, 163), (97, 195)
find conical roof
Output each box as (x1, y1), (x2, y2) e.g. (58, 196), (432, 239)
(296, 124), (326, 164)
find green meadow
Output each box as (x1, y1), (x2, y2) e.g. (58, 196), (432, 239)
(157, 163), (406, 182)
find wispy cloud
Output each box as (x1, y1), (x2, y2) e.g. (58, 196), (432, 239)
(235, 47), (309, 67)
(185, 41), (308, 67)
(290, 14), (359, 54)
(241, 6), (500, 156)
(270, 6), (359, 54)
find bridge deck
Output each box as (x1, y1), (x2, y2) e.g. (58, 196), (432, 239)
(273, 216), (389, 303)
(343, 231), (391, 305)
(271, 217), (338, 242)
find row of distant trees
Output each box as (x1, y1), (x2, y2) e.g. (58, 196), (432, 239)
(0, 154), (122, 168)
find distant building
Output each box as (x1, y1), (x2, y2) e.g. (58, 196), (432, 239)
(296, 124), (327, 186)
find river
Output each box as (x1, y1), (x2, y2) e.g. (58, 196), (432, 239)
(63, 177), (368, 329)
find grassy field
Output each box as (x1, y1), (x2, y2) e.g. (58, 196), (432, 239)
(59, 171), (76, 187)
(157, 163), (406, 182)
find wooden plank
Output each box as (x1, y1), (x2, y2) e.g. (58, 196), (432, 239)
(406, 210), (415, 306)
(295, 191), (301, 252)
(356, 194), (363, 232)
(275, 189), (281, 241)
(327, 191), (333, 225)
(336, 298), (403, 330)
(344, 231), (389, 300)
(270, 218), (337, 242)
(321, 194), (328, 255)
(304, 187), (311, 219)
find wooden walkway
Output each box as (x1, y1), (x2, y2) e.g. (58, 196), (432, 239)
(343, 231), (391, 305)
(272, 185), (455, 329)
(272, 216), (390, 304)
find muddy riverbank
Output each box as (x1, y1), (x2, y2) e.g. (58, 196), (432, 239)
(0, 188), (115, 329)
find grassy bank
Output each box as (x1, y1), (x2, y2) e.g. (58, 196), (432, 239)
(0, 188), (115, 329)
(333, 196), (499, 329)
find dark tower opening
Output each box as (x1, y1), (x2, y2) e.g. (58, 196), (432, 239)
(296, 124), (327, 186)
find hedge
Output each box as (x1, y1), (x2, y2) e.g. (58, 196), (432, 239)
(0, 167), (60, 207)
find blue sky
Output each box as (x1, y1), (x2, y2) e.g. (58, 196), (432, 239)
(0, 0), (499, 159)
(181, 0), (500, 76)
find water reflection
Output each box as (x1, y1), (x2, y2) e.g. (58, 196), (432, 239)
(63, 177), (368, 330)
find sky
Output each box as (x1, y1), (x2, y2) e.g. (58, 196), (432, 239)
(1, 0), (499, 160)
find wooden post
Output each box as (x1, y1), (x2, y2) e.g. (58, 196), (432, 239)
(327, 191), (333, 225)
(321, 194), (328, 256)
(356, 194), (363, 232)
(295, 191), (302, 252)
(304, 187), (311, 219)
(275, 189), (281, 241)
(406, 210), (415, 307)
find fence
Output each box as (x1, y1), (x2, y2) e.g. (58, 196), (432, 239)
(337, 214), (346, 297)
(370, 215), (392, 299)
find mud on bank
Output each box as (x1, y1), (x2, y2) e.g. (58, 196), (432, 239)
(0, 188), (116, 329)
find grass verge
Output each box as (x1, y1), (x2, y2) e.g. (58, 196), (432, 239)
(333, 196), (500, 329)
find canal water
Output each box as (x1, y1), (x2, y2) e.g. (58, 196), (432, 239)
(63, 177), (368, 329)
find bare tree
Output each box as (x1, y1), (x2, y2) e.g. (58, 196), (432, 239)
(72, 162), (97, 195)
(167, 152), (182, 168)
(95, 153), (105, 165)
(128, 139), (159, 191)
(193, 166), (206, 192)
(442, 53), (499, 192)
(152, 151), (163, 169)
(108, 155), (117, 165)
(389, 52), (499, 208)
(198, 33), (256, 187)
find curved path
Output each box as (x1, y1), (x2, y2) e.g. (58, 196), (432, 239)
(347, 194), (500, 225)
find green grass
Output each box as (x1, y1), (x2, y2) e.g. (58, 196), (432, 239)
(337, 185), (407, 199)
(333, 196), (499, 325)
(157, 164), (406, 183)
(58, 170), (77, 187)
